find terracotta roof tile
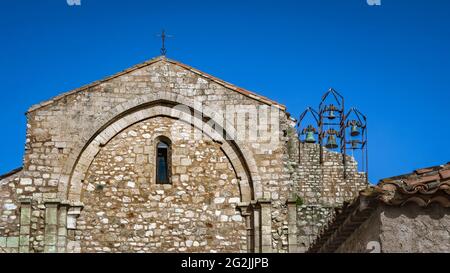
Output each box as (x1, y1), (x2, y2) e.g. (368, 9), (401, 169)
(415, 167), (434, 175)
(440, 169), (450, 180)
(308, 162), (450, 253)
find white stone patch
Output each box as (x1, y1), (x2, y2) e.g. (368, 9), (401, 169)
(20, 178), (32, 185)
(163, 196), (174, 202)
(48, 180), (58, 187)
(271, 192), (279, 200)
(228, 197), (240, 203)
(127, 181), (135, 188)
(220, 215), (228, 222)
(142, 133), (151, 139)
(128, 130), (138, 137)
(114, 156), (123, 162)
(197, 78), (208, 84)
(174, 208), (184, 213)
(4, 203), (17, 210)
(231, 215), (242, 222)
(180, 158), (192, 166)
(220, 174), (228, 180)
(180, 174), (189, 182)
(142, 212), (158, 218)
(214, 197), (225, 204)
(185, 211), (195, 218)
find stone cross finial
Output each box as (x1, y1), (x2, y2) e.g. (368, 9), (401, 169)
(157, 29), (173, 56)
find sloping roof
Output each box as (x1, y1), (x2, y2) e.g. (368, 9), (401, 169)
(308, 162), (450, 253)
(27, 56), (286, 113)
(0, 167), (23, 181)
(377, 162), (450, 206)
(307, 188), (381, 253)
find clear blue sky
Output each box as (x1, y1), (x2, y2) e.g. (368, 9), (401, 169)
(1, 0), (449, 183)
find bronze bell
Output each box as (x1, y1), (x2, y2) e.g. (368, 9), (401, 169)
(325, 135), (338, 149)
(305, 131), (316, 143)
(350, 121), (360, 136)
(303, 125), (316, 143)
(327, 110), (336, 120)
(326, 104), (337, 120)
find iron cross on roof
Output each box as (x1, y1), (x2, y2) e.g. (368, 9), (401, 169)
(157, 29), (173, 56)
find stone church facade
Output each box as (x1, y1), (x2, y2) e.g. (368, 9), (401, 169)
(4, 56), (445, 253)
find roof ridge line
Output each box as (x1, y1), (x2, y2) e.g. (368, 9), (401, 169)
(164, 59), (286, 110)
(26, 56), (165, 113)
(26, 56), (286, 114)
(0, 167), (23, 180)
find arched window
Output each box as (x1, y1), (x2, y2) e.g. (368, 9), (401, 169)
(155, 137), (171, 184)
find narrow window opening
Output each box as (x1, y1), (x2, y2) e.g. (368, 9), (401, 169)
(156, 140), (171, 184)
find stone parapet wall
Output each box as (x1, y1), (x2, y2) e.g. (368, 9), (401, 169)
(286, 135), (369, 252)
(295, 143), (367, 206)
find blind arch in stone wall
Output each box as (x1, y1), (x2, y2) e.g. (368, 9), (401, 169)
(65, 102), (260, 203)
(77, 115), (247, 252)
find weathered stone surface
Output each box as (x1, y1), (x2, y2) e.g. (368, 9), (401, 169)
(380, 204), (450, 253)
(0, 56), (379, 253)
(335, 203), (450, 253)
(77, 117), (246, 253)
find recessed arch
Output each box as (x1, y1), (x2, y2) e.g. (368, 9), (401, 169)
(64, 101), (261, 203)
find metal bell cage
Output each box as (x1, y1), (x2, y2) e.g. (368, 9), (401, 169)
(297, 88), (368, 181)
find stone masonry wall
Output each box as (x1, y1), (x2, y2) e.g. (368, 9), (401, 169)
(379, 203), (450, 253)
(0, 57), (374, 253)
(0, 171), (21, 252)
(13, 57), (293, 252)
(288, 137), (369, 252)
(75, 116), (246, 253)
(335, 203), (450, 253)
(296, 143), (367, 206)
(296, 205), (335, 253)
(335, 207), (382, 253)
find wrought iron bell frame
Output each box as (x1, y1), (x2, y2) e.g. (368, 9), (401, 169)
(297, 107), (320, 162)
(318, 88), (345, 165)
(296, 89), (369, 182)
(344, 107), (368, 182)
(298, 107), (320, 141)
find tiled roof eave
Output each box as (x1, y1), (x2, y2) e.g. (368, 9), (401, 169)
(307, 191), (380, 253)
(308, 162), (450, 253)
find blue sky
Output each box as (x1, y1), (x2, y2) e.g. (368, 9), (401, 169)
(0, 0), (449, 183)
